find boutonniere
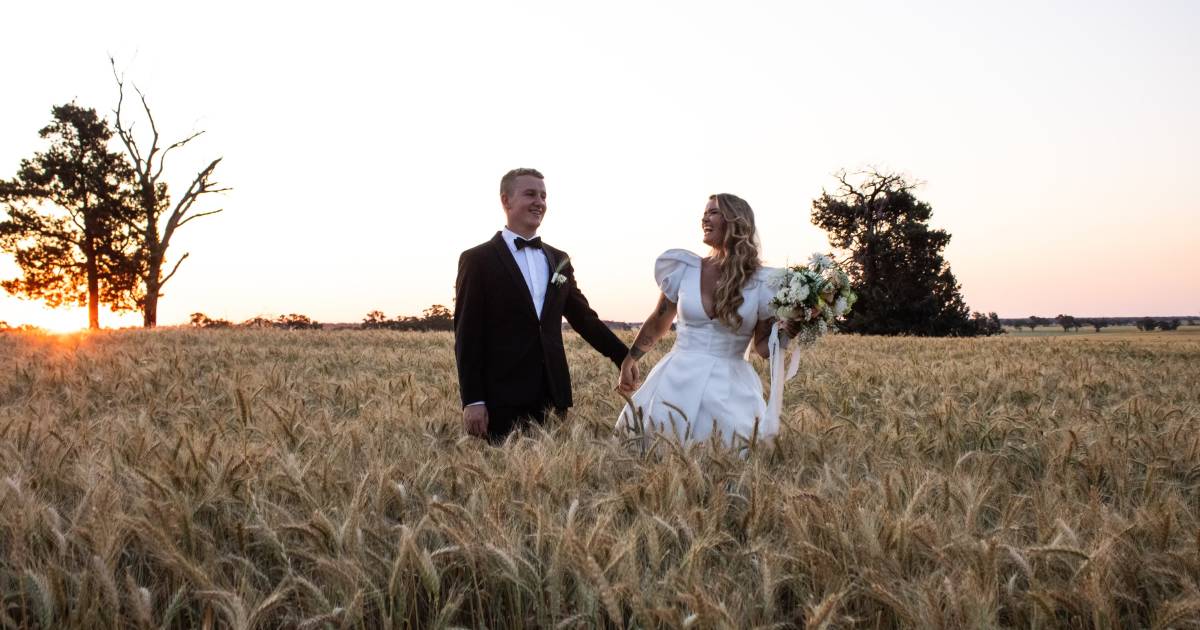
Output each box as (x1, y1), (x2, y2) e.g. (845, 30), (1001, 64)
(551, 256), (569, 286)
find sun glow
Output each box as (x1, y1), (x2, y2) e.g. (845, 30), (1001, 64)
(1, 301), (143, 333)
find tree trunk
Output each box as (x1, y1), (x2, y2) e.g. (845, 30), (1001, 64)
(143, 270), (159, 327)
(142, 207), (161, 328)
(85, 247), (100, 330)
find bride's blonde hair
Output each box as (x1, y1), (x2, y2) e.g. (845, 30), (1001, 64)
(709, 193), (762, 330)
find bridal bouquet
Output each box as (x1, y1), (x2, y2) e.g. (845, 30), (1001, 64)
(767, 253), (857, 344)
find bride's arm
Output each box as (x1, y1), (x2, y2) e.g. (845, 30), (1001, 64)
(618, 293), (678, 392)
(752, 318), (774, 359)
(630, 293), (678, 358)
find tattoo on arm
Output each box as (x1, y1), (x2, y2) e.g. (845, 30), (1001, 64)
(629, 345), (646, 360)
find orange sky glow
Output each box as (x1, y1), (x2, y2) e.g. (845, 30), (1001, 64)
(2, 1), (1198, 332)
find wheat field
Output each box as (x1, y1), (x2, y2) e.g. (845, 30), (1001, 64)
(0, 328), (1198, 629)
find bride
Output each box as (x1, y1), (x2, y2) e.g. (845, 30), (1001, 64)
(616, 193), (798, 446)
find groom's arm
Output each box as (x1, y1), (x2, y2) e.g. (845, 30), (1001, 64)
(560, 261), (628, 368)
(453, 250), (487, 406)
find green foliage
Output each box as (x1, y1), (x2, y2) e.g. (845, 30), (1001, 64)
(361, 305), (453, 331)
(188, 312), (232, 329)
(969, 311), (1005, 336)
(0, 103), (142, 327)
(811, 170), (975, 336)
(1055, 314), (1081, 332)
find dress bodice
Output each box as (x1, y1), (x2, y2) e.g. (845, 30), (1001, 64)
(655, 249), (775, 360)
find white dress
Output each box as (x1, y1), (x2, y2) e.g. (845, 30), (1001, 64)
(617, 249), (781, 446)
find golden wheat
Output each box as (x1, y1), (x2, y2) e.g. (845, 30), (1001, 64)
(0, 328), (1198, 628)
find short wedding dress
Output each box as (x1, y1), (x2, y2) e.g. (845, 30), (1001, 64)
(616, 249), (786, 446)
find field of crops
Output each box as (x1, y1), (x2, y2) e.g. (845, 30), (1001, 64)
(1, 328), (1198, 628)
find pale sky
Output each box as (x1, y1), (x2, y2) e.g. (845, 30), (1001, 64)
(2, 1), (1198, 330)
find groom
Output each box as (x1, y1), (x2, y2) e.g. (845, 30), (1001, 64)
(454, 168), (630, 442)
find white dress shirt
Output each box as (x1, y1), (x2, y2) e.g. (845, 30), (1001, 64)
(501, 226), (550, 319)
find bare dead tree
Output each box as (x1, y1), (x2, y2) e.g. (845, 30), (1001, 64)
(110, 57), (230, 327)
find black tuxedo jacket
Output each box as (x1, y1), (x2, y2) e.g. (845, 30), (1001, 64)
(454, 232), (628, 410)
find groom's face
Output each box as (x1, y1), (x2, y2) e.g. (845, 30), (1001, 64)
(502, 175), (548, 235)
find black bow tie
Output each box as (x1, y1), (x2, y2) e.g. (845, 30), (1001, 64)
(514, 236), (543, 250)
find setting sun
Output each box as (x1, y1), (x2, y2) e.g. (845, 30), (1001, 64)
(1, 300), (143, 333)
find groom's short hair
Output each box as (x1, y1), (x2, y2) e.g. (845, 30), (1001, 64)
(500, 168), (545, 197)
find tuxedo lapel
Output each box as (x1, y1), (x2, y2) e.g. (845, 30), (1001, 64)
(488, 232), (538, 321)
(540, 246), (560, 323)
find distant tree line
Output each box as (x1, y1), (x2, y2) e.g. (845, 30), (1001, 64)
(1006, 315), (1192, 332)
(361, 305), (452, 331)
(185, 305), (457, 332)
(189, 312), (322, 330)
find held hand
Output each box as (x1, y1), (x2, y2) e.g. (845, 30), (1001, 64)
(618, 356), (641, 393)
(463, 405), (489, 438)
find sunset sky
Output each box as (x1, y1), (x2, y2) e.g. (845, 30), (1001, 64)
(2, 1), (1198, 330)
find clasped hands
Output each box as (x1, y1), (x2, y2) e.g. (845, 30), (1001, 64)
(617, 354), (641, 394)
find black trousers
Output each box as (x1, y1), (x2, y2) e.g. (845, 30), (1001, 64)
(486, 368), (565, 443)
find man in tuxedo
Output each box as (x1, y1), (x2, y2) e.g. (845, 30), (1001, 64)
(454, 168), (630, 442)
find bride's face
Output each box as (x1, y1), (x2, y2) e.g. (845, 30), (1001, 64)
(701, 199), (726, 248)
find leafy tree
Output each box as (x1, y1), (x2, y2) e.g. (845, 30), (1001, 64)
(1011, 321), (1025, 331)
(1028, 315), (1046, 332)
(275, 314), (321, 330)
(969, 311), (1004, 336)
(189, 312), (231, 328)
(1090, 320), (1109, 333)
(1157, 319), (1180, 331)
(363, 310), (388, 329)
(1137, 317), (1158, 331)
(112, 60), (229, 327)
(241, 316), (274, 328)
(810, 170), (974, 336)
(0, 103), (141, 329)
(1055, 314), (1079, 332)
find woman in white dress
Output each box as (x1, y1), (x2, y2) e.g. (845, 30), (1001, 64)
(616, 193), (798, 446)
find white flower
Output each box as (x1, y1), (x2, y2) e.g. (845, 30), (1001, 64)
(786, 283), (810, 303)
(776, 306), (800, 321)
(808, 253), (834, 271)
(551, 272), (567, 286)
(833, 296), (848, 317)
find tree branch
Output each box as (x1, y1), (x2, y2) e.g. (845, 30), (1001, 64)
(159, 252), (189, 288)
(152, 130), (206, 181)
(175, 207), (224, 229)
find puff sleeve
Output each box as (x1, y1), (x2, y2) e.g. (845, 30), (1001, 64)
(654, 249), (700, 303)
(755, 266), (782, 322)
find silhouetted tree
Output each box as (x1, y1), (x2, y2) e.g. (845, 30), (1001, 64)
(275, 314), (321, 330)
(189, 312), (231, 328)
(111, 59), (229, 328)
(969, 311), (1004, 336)
(1157, 319), (1180, 331)
(1137, 317), (1158, 331)
(1028, 315), (1046, 332)
(1089, 320), (1108, 333)
(241, 316), (274, 329)
(1055, 314), (1080, 332)
(362, 310), (388, 329)
(0, 103), (142, 329)
(810, 169), (974, 336)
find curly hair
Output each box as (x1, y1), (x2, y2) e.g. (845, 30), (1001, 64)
(708, 193), (762, 330)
